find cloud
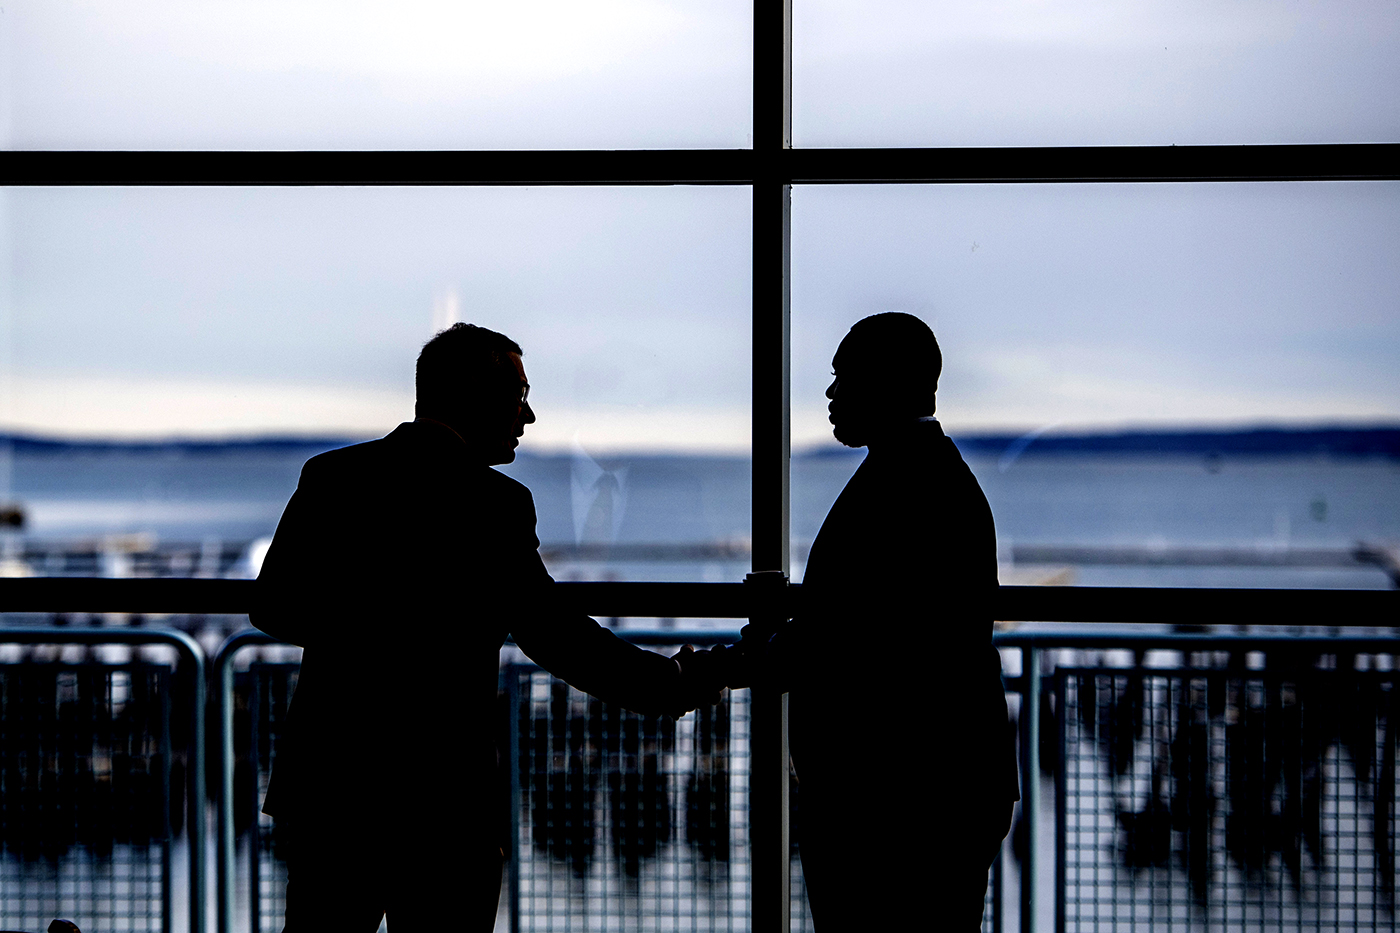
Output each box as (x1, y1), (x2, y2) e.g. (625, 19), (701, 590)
(2, 372), (754, 452)
(4, 374), (410, 440)
(6, 0), (751, 149)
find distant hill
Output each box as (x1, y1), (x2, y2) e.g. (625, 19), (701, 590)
(799, 425), (1400, 459)
(0, 434), (366, 455)
(949, 425), (1400, 458)
(2, 425), (1398, 459)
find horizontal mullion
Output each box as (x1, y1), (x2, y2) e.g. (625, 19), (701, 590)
(0, 577), (1394, 624)
(6, 144), (1396, 186)
(0, 149), (756, 186)
(786, 143), (1400, 184)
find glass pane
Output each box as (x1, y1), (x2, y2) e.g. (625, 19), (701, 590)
(2, 0), (751, 150)
(791, 181), (1400, 589)
(795, 0), (1400, 147)
(0, 186), (752, 597)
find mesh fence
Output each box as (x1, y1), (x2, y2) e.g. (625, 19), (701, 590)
(0, 662), (174, 933)
(235, 659), (1000, 933)
(511, 665), (809, 933)
(507, 665), (995, 932)
(238, 663), (298, 933)
(1058, 661), (1399, 932)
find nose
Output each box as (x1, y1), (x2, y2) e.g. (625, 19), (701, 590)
(826, 378), (838, 400)
(521, 400), (536, 425)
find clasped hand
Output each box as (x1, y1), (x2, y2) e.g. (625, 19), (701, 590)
(666, 644), (729, 717)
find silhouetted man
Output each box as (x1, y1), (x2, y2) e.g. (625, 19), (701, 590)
(252, 324), (705, 932)
(722, 313), (1019, 929)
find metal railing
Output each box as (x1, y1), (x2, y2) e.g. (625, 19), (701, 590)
(1, 578), (1396, 933)
(0, 624), (206, 933)
(217, 628), (1400, 933)
(215, 632), (1001, 933)
(1000, 630), (1400, 932)
(213, 630), (280, 933)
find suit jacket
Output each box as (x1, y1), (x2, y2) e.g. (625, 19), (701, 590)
(782, 420), (1019, 809)
(252, 420), (684, 825)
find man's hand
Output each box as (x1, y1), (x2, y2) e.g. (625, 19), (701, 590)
(668, 644), (726, 716)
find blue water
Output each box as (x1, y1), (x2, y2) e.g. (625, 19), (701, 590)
(5, 438), (1398, 589)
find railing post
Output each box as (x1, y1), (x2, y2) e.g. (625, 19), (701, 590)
(507, 665), (523, 933)
(217, 646), (236, 933)
(161, 658), (175, 933)
(1021, 646), (1042, 933)
(746, 571), (791, 933)
(1054, 671), (1067, 933)
(749, 685), (790, 931)
(188, 640), (209, 933)
(214, 629), (276, 933)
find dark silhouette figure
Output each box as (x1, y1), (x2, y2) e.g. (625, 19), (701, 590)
(714, 313), (1020, 929)
(252, 324), (708, 932)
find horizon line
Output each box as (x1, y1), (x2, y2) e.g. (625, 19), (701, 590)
(0, 418), (1396, 456)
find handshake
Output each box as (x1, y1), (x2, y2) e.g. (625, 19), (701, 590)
(663, 624), (776, 718)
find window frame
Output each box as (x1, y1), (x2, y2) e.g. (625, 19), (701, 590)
(2, 4), (1398, 931)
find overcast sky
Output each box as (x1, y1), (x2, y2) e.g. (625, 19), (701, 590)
(1, 1), (1397, 451)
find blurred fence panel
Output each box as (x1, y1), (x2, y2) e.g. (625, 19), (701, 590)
(0, 660), (176, 933)
(506, 665), (814, 933)
(229, 657), (830, 932)
(223, 634), (1400, 933)
(236, 663), (298, 933)
(1056, 655), (1400, 931)
(224, 650), (1005, 933)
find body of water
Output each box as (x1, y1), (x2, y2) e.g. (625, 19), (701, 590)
(1, 429), (1396, 590)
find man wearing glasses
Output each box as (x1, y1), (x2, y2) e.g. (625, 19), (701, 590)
(253, 323), (706, 931)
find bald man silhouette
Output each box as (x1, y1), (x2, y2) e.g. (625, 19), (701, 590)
(713, 313), (1019, 929)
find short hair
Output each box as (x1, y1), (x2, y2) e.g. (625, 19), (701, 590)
(839, 312), (942, 413)
(415, 323), (523, 417)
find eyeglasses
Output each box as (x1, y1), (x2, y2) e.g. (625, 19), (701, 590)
(517, 383), (530, 405)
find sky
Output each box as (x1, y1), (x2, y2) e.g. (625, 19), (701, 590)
(1, 0), (1398, 451)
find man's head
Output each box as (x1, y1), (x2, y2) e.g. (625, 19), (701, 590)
(827, 312), (942, 449)
(416, 323), (535, 464)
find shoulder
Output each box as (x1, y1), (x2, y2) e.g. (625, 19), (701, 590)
(297, 437), (390, 484)
(485, 467), (537, 514)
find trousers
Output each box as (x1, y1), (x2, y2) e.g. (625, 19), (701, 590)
(278, 809), (505, 932)
(798, 794), (1015, 930)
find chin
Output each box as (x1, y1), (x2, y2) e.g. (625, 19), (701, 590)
(831, 424), (867, 449)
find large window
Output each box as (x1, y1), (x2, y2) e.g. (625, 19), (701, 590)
(2, 4), (1398, 932)
(1, 3), (1398, 591)
(2, 0), (752, 149)
(1, 184), (754, 586)
(790, 181), (1400, 588)
(795, 0), (1400, 147)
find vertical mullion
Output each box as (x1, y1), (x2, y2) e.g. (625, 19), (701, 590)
(752, 0), (792, 153)
(750, 180), (791, 577)
(752, 1), (792, 932)
(750, 176), (791, 933)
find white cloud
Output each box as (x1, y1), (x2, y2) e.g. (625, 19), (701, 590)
(2, 372), (753, 452)
(67, 0), (695, 86)
(794, 0), (1400, 146)
(5, 374), (411, 439)
(7, 0), (751, 148)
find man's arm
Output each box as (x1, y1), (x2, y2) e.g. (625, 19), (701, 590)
(502, 486), (699, 718)
(511, 594), (691, 719)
